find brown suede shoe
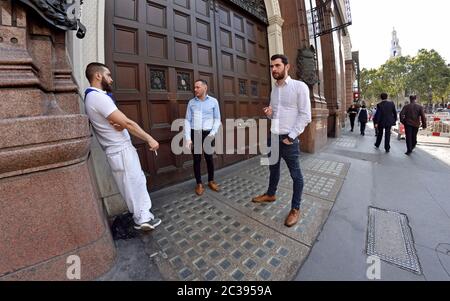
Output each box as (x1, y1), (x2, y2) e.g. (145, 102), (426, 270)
(195, 184), (205, 196)
(208, 181), (220, 192)
(284, 209), (300, 227)
(252, 194), (276, 203)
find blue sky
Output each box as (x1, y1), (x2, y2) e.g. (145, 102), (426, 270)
(348, 0), (450, 69)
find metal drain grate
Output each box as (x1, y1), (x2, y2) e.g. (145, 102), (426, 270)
(367, 207), (422, 275)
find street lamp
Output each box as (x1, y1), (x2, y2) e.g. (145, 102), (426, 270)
(428, 84), (433, 113)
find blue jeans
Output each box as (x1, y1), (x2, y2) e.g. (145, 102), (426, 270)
(267, 135), (304, 210)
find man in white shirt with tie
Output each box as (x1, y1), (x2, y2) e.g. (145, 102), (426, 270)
(252, 54), (312, 227)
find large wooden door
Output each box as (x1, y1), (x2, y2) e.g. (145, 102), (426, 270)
(106, 0), (270, 190)
(213, 0), (270, 166)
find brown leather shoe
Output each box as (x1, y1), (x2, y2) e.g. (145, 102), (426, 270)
(208, 181), (220, 192)
(195, 184), (205, 196)
(284, 209), (300, 227)
(252, 194), (276, 203)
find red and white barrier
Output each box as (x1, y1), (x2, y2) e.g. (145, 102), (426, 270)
(420, 113), (450, 137)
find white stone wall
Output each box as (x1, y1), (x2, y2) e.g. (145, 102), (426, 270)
(70, 0), (105, 89)
(265, 0), (284, 57)
(67, 0), (127, 218)
(343, 35), (353, 61)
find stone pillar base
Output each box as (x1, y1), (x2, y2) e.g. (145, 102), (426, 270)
(0, 162), (116, 280)
(300, 108), (329, 153)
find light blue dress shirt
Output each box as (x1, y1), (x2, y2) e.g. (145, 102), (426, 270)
(184, 95), (221, 141)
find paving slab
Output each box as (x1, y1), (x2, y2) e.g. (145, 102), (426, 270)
(242, 163), (345, 202)
(142, 190), (310, 281)
(333, 137), (358, 149)
(99, 153), (350, 281)
(212, 174), (334, 246)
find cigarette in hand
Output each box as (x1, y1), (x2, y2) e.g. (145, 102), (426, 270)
(155, 150), (158, 156)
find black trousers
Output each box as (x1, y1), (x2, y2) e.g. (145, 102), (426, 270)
(192, 130), (214, 184)
(360, 122), (367, 135)
(375, 126), (392, 151)
(405, 125), (419, 153)
(350, 116), (356, 131)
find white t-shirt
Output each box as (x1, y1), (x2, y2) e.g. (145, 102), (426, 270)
(84, 87), (131, 154)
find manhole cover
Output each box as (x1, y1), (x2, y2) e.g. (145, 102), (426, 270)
(367, 207), (422, 274)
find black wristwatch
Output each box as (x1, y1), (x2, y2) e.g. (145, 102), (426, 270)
(287, 136), (295, 143)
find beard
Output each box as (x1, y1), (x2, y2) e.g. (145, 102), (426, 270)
(101, 77), (113, 92)
(272, 69), (287, 80)
(195, 89), (206, 98)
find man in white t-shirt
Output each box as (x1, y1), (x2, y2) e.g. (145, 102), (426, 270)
(84, 62), (161, 231)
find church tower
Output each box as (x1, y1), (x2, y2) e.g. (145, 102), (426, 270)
(390, 27), (402, 58)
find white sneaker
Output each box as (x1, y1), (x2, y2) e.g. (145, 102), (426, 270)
(134, 218), (162, 231)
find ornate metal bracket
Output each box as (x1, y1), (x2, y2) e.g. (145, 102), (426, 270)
(17, 0), (86, 39)
(307, 0), (352, 38)
(228, 0), (268, 24)
(297, 45), (319, 87)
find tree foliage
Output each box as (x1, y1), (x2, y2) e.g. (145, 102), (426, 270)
(407, 49), (450, 103)
(360, 49), (450, 105)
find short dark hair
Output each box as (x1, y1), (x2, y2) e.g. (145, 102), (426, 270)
(85, 62), (108, 83)
(409, 95), (417, 101)
(380, 93), (388, 100)
(195, 79), (208, 86)
(271, 54), (289, 65)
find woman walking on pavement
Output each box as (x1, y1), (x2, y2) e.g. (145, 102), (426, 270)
(347, 104), (359, 132)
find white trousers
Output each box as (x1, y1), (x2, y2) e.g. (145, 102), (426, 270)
(106, 145), (153, 224)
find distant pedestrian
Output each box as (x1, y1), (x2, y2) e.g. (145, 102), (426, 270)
(400, 95), (427, 155)
(357, 104), (369, 136)
(374, 93), (397, 153)
(347, 104), (359, 132)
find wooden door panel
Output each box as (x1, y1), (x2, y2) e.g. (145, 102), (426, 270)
(114, 0), (138, 21)
(214, 0), (270, 166)
(107, 0), (269, 190)
(146, 0), (218, 189)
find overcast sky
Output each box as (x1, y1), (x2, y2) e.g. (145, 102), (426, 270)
(348, 0), (450, 69)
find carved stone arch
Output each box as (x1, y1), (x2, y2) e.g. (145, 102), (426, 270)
(264, 0), (284, 57)
(264, 0), (280, 18)
(230, 0), (285, 57)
